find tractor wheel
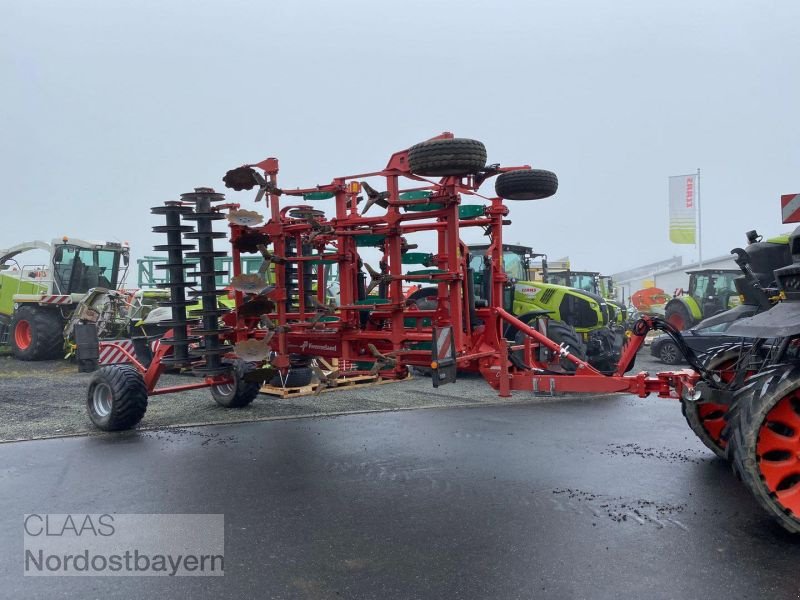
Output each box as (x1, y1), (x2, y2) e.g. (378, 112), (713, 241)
(530, 320), (586, 374)
(665, 300), (694, 331)
(682, 344), (754, 460)
(269, 367), (314, 388)
(406, 287), (438, 311)
(657, 340), (682, 365)
(86, 365), (148, 431)
(10, 305), (65, 361)
(210, 360), (261, 408)
(407, 138), (487, 177)
(495, 169), (559, 200)
(729, 365), (800, 534)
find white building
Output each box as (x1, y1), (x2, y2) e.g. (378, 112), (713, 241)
(612, 253), (738, 305)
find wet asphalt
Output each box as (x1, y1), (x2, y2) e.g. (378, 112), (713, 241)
(1, 391), (799, 599)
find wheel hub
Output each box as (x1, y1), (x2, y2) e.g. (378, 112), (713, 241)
(92, 383), (113, 417)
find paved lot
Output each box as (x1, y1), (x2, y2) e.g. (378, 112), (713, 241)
(3, 353), (796, 599)
(1, 396), (798, 599)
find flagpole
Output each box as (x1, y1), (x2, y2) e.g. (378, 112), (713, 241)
(696, 168), (702, 267)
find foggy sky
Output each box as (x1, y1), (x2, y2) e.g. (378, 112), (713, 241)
(2, 0), (798, 277)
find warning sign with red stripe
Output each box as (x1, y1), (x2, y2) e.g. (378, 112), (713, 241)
(781, 193), (800, 223)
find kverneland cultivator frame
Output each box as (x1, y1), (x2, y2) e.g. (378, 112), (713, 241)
(109, 132), (698, 404)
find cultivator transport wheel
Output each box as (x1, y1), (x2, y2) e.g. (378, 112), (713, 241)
(407, 138), (487, 177)
(86, 365), (148, 431)
(10, 305), (64, 361)
(729, 365), (800, 533)
(210, 360), (261, 408)
(495, 169), (559, 200)
(681, 345), (755, 459)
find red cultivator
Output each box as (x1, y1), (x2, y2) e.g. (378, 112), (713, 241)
(86, 133), (800, 534)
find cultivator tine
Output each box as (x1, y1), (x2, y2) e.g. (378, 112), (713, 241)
(359, 181), (389, 215)
(256, 243), (285, 276)
(307, 296), (336, 326)
(311, 364), (341, 395)
(364, 262), (391, 295)
(366, 343), (396, 374)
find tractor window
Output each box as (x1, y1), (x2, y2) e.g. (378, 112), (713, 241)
(469, 254), (485, 274)
(690, 274), (711, 300)
(502, 252), (526, 281)
(53, 247), (120, 294)
(571, 275), (596, 294)
(548, 273), (570, 287)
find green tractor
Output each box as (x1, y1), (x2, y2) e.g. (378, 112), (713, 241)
(663, 269), (742, 331)
(0, 238), (130, 360)
(544, 270), (626, 326)
(465, 243), (624, 373)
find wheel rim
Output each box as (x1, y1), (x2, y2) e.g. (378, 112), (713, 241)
(213, 382), (235, 398)
(92, 383), (113, 417)
(756, 391), (800, 517)
(14, 320), (32, 350)
(660, 344), (678, 363)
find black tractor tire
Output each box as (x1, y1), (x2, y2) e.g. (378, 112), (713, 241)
(269, 367), (314, 388)
(495, 169), (559, 200)
(10, 305), (64, 361)
(407, 138), (487, 177)
(657, 340), (682, 365)
(86, 365), (148, 431)
(210, 359), (261, 408)
(728, 365), (800, 534)
(526, 320), (587, 373)
(681, 344), (753, 460)
(665, 300), (694, 331)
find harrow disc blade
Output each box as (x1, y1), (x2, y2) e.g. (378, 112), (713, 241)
(234, 338), (272, 361)
(227, 209), (264, 227)
(230, 274), (274, 294)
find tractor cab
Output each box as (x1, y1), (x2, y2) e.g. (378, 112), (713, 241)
(51, 241), (129, 295)
(467, 243), (537, 311)
(548, 270), (600, 295)
(685, 269), (739, 317)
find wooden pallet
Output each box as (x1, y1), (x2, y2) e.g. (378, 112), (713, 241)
(260, 373), (403, 399)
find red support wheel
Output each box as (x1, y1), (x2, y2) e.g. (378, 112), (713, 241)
(730, 365), (800, 534)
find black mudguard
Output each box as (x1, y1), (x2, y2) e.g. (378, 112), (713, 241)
(725, 301), (800, 338)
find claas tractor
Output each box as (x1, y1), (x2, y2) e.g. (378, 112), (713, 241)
(544, 269), (627, 327)
(462, 244), (624, 373)
(664, 269), (741, 330)
(0, 238), (130, 360)
(84, 133), (800, 534)
(664, 232), (792, 331)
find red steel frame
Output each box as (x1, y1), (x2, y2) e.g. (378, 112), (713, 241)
(108, 133), (699, 402)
